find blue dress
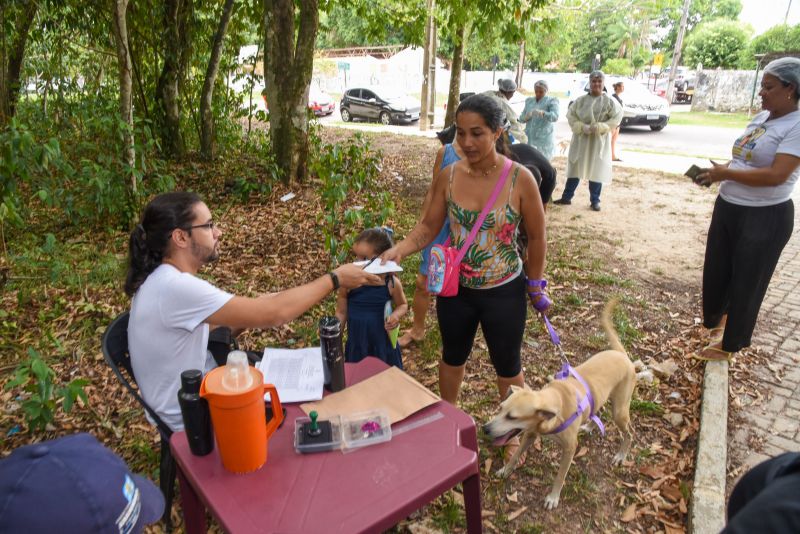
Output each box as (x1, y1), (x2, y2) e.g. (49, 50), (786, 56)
(345, 283), (402, 369)
(419, 144), (460, 275)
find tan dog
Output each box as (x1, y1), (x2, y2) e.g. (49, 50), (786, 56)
(483, 300), (635, 509)
(557, 138), (570, 156)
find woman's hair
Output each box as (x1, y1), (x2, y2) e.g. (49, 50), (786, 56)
(589, 70), (605, 80)
(455, 94), (511, 156)
(354, 227), (394, 255)
(534, 80), (549, 91)
(613, 81), (624, 89)
(764, 57), (800, 99)
(124, 191), (202, 296)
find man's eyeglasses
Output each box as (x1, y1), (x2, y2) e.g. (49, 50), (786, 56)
(184, 221), (217, 232)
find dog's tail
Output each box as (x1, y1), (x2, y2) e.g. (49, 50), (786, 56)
(601, 299), (626, 354)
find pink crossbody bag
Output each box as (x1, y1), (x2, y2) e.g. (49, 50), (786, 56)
(426, 157), (514, 297)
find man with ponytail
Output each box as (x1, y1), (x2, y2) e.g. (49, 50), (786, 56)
(125, 192), (381, 431)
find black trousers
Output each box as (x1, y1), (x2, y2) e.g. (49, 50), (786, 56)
(436, 275), (526, 377)
(723, 452), (800, 533)
(702, 196), (794, 352)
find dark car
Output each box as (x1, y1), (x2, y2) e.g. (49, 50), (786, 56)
(340, 86), (421, 125)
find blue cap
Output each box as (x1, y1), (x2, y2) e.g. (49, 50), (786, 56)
(0, 433), (164, 534)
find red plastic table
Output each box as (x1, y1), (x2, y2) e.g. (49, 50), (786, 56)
(170, 357), (483, 533)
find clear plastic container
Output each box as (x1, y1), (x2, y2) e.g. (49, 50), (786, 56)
(294, 414), (343, 454)
(341, 409), (391, 450)
(221, 350), (253, 391)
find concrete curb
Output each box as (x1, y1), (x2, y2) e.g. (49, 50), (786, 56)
(689, 360), (729, 534)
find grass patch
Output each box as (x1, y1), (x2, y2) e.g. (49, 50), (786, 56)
(630, 398), (664, 416)
(430, 491), (465, 532)
(668, 111), (750, 129)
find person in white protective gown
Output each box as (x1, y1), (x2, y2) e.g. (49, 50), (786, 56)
(554, 70), (622, 211)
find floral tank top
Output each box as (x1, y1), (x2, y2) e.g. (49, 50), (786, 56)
(447, 163), (523, 288)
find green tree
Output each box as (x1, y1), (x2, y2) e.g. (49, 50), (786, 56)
(684, 19), (751, 69)
(0, 0), (38, 127)
(656, 0), (742, 55)
(747, 23), (800, 59)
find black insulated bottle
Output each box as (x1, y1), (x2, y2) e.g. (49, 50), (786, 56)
(319, 317), (346, 392)
(178, 369), (214, 456)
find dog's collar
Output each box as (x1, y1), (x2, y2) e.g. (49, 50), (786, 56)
(547, 363), (606, 436)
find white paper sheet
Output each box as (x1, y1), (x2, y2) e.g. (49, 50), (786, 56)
(256, 347), (324, 403)
(353, 259), (403, 274)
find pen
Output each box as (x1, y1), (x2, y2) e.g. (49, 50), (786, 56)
(362, 256), (378, 270)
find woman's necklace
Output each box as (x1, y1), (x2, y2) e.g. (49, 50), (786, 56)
(467, 161), (498, 177)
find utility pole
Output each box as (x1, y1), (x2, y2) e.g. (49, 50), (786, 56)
(429, 21), (437, 128)
(666, 0), (691, 104)
(419, 0), (435, 131)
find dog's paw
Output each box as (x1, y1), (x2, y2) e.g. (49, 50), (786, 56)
(612, 451), (627, 465)
(544, 492), (561, 510)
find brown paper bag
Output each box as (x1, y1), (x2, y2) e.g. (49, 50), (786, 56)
(300, 366), (440, 425)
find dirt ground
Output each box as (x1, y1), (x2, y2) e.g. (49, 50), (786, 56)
(546, 157), (714, 284)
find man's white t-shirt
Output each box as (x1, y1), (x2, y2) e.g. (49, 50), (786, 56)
(720, 110), (800, 207)
(129, 264), (233, 431)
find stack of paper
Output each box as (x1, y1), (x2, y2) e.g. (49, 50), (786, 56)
(256, 347), (324, 403)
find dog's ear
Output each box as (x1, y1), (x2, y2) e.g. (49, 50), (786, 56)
(508, 385), (523, 396)
(536, 409), (557, 420)
(524, 382), (532, 390)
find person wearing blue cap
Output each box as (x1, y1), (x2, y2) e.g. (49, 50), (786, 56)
(0, 433), (165, 533)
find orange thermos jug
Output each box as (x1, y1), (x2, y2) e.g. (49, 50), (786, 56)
(200, 351), (284, 473)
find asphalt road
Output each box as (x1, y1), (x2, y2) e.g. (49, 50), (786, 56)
(316, 102), (741, 162)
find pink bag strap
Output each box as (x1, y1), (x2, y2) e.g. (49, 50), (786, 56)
(454, 157), (514, 264)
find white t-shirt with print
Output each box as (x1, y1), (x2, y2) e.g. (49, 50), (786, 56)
(129, 264), (233, 431)
(720, 110), (800, 207)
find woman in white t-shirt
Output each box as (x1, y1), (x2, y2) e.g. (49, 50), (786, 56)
(693, 58), (800, 361)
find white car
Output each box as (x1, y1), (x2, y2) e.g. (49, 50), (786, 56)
(567, 77), (670, 131)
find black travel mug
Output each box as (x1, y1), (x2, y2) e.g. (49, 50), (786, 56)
(319, 316), (346, 392)
(177, 369), (214, 456)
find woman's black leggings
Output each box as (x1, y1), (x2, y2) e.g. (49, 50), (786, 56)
(436, 275), (527, 377)
(703, 196), (794, 352)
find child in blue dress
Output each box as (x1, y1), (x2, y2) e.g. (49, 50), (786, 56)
(335, 228), (408, 368)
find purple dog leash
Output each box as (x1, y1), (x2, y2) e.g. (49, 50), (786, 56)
(541, 313), (605, 436)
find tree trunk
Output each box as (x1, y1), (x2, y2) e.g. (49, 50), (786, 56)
(419, 0), (434, 131)
(0, 0), (37, 127)
(200, 0), (236, 160)
(515, 40), (525, 89)
(156, 0), (191, 159)
(111, 0), (136, 191)
(444, 22), (465, 127)
(263, 0), (319, 184)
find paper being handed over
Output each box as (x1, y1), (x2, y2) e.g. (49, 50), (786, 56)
(353, 259), (403, 274)
(256, 347), (324, 403)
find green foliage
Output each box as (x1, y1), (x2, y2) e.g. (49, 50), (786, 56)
(309, 132), (393, 266)
(603, 58), (634, 76)
(4, 348), (89, 432)
(744, 24), (800, 68)
(230, 130), (282, 201)
(655, 0), (742, 52)
(1, 103), (175, 231)
(684, 19), (751, 69)
(630, 398), (664, 415)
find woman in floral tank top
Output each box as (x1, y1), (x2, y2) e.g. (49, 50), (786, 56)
(382, 94), (549, 460)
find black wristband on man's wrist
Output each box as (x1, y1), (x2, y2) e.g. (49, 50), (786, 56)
(328, 271), (340, 291)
